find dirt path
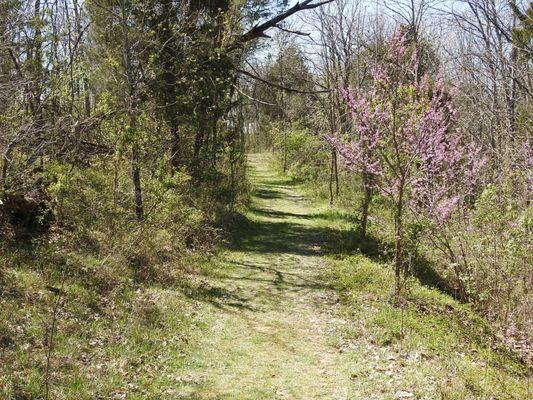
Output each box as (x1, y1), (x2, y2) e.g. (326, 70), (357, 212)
(176, 154), (352, 399)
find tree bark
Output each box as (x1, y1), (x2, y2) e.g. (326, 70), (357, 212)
(334, 149), (339, 196)
(394, 184), (404, 299)
(131, 140), (144, 221)
(360, 172), (372, 236)
(329, 150), (334, 205)
(236, 0), (334, 45)
(1, 143), (14, 196)
(121, 0), (144, 221)
(507, 45), (517, 141)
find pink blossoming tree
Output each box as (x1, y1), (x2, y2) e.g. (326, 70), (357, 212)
(325, 30), (484, 297)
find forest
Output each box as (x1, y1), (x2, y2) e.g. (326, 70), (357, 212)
(0, 0), (531, 399)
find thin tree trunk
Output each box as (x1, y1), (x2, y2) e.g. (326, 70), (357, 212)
(130, 113), (143, 221)
(83, 78), (91, 117)
(329, 150), (334, 205)
(121, 1), (143, 221)
(1, 143), (14, 196)
(334, 149), (339, 196)
(29, 0), (43, 118)
(394, 185), (404, 299)
(360, 172), (372, 236)
(131, 141), (144, 221)
(507, 45), (517, 141)
(283, 129), (288, 174)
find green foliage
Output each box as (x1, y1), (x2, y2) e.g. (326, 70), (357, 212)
(0, 151), (244, 397)
(270, 122), (328, 180)
(510, 0), (533, 59)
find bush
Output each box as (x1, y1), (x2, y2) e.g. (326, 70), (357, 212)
(270, 121), (329, 182)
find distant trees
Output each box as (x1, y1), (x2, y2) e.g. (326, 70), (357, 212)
(312, 0), (361, 207)
(88, 0), (150, 221)
(446, 0), (532, 150)
(0, 0), (97, 230)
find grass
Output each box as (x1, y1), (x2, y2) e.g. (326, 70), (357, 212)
(322, 254), (530, 399)
(0, 258), (209, 398)
(174, 153), (530, 399)
(1, 152), (530, 399)
(168, 154), (353, 399)
(296, 161), (532, 399)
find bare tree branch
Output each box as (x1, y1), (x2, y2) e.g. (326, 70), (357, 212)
(275, 25), (311, 37)
(235, 66), (330, 94)
(237, 0), (334, 44)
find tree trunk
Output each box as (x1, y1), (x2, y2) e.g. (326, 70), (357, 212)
(329, 150), (335, 205)
(507, 46), (517, 141)
(130, 111), (143, 221)
(360, 172), (372, 237)
(282, 129), (288, 174)
(394, 185), (404, 299)
(1, 144), (13, 196)
(131, 140), (144, 221)
(29, 0), (43, 118)
(121, 2), (143, 221)
(334, 149), (339, 196)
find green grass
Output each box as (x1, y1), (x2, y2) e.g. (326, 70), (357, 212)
(1, 152), (530, 399)
(298, 164), (532, 399)
(0, 275), (203, 398)
(323, 253), (530, 399)
(0, 240), (218, 398)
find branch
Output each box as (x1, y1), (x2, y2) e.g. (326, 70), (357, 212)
(233, 84), (277, 106)
(8, 48), (24, 79)
(237, 0), (334, 44)
(235, 67), (330, 94)
(275, 25), (311, 37)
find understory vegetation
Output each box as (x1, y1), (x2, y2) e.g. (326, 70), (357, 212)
(266, 104), (532, 362)
(265, 107), (532, 364)
(0, 0), (262, 397)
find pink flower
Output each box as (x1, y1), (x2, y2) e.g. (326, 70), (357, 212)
(323, 27), (485, 225)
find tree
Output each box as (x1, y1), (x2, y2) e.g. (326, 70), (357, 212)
(326, 30), (484, 297)
(311, 0), (362, 207)
(87, 0), (149, 221)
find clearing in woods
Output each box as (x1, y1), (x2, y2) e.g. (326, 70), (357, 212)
(176, 153), (352, 399)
